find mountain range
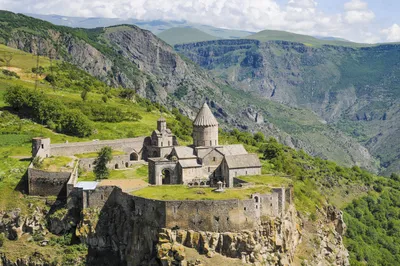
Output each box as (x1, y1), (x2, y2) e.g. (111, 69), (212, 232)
(0, 11), (399, 175)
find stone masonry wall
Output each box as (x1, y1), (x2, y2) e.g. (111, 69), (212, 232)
(50, 137), (145, 157)
(81, 186), (288, 233)
(79, 155), (141, 171)
(28, 168), (72, 197)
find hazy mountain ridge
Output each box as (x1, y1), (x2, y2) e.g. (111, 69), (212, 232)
(175, 40), (400, 174)
(0, 11), (378, 172)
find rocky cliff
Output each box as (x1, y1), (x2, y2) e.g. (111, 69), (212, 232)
(176, 40), (400, 174)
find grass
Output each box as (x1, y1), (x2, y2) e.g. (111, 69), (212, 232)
(237, 174), (292, 186)
(246, 29), (371, 48)
(78, 164), (148, 182)
(39, 156), (74, 172)
(74, 150), (126, 159)
(132, 185), (272, 201)
(157, 27), (220, 46)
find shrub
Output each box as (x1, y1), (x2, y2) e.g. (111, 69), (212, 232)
(60, 109), (93, 137)
(2, 69), (20, 79)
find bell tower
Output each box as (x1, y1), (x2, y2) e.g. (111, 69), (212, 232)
(193, 102), (219, 147)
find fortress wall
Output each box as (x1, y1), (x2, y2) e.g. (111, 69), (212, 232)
(260, 193), (279, 217)
(79, 186), (290, 234)
(164, 199), (259, 232)
(82, 186), (117, 209)
(79, 155), (135, 171)
(50, 137), (145, 156)
(28, 167), (72, 197)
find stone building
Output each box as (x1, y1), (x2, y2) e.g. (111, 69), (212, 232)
(148, 102), (262, 187)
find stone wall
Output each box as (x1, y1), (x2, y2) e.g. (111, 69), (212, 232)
(81, 186), (290, 233)
(28, 167), (72, 197)
(50, 137), (146, 157)
(226, 167), (261, 187)
(75, 186), (295, 265)
(78, 155), (142, 171)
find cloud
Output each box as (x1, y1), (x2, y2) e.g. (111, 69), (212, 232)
(382, 24), (400, 42)
(0, 0), (389, 43)
(343, 0), (375, 24)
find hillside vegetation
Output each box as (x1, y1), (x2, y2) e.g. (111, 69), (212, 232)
(176, 40), (400, 176)
(246, 29), (369, 47)
(157, 27), (221, 46)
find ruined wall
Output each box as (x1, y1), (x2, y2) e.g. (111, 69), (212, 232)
(28, 167), (72, 197)
(50, 137), (145, 157)
(79, 155), (141, 171)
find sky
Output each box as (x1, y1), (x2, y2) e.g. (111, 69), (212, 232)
(0, 0), (399, 43)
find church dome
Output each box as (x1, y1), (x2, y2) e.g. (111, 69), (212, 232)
(193, 102), (218, 127)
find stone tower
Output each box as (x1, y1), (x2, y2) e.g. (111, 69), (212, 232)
(193, 102), (219, 147)
(157, 116), (167, 132)
(32, 137), (51, 158)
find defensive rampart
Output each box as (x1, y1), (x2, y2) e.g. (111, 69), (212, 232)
(78, 185), (291, 233)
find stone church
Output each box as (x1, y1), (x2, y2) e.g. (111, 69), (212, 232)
(148, 102), (261, 188)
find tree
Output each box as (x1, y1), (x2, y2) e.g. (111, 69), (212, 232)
(61, 109), (93, 137)
(93, 147), (113, 179)
(253, 131), (265, 143)
(81, 89), (88, 101)
(262, 138), (283, 160)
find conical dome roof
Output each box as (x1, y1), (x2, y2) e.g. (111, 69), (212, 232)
(193, 102), (218, 126)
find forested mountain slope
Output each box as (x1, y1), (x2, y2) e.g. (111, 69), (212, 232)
(0, 11), (378, 172)
(176, 40), (400, 175)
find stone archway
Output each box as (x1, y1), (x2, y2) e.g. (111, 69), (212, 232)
(130, 152), (139, 161)
(162, 169), (172, 184)
(115, 163), (119, 169)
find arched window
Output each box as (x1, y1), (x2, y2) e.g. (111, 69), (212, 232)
(162, 169), (172, 184)
(130, 152), (139, 161)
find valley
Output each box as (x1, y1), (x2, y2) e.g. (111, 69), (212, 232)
(0, 9), (399, 266)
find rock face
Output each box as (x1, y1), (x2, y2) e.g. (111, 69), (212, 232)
(296, 206), (349, 266)
(156, 205), (301, 265)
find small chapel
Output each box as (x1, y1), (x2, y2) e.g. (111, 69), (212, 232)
(148, 102), (261, 188)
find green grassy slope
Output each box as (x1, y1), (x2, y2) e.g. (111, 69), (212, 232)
(157, 27), (221, 45)
(246, 29), (371, 47)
